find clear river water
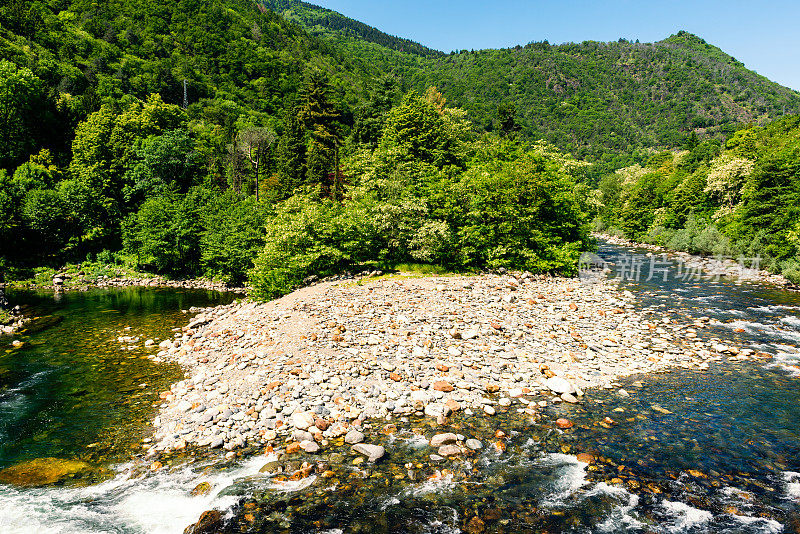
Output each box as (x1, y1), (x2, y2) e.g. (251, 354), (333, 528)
(1, 241), (800, 533)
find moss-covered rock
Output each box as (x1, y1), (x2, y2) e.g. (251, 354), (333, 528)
(0, 457), (107, 487)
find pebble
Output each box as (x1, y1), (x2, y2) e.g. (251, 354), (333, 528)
(430, 433), (458, 447)
(465, 439), (483, 450)
(300, 440), (320, 453)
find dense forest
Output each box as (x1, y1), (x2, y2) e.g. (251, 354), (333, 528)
(1, 0), (799, 295)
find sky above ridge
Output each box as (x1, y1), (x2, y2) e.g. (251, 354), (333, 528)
(310, 0), (800, 91)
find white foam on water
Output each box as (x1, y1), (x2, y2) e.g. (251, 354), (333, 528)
(783, 472), (800, 501)
(767, 353), (800, 376)
(264, 475), (317, 493)
(536, 453), (589, 505)
(706, 307), (748, 318)
(781, 316), (800, 329)
(404, 434), (431, 449)
(585, 482), (644, 532)
(421, 506), (460, 534)
(0, 455), (270, 534)
(722, 320), (800, 343)
(726, 513), (783, 533)
(405, 472), (456, 497)
(695, 295), (725, 302)
(660, 500), (713, 531)
(749, 305), (800, 314)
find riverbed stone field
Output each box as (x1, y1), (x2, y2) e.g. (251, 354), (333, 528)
(149, 272), (754, 461)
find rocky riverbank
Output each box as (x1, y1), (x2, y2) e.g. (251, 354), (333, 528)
(147, 272), (758, 462)
(4, 273), (246, 294)
(596, 233), (795, 287)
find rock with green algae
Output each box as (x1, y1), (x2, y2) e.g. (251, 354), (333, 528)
(190, 481), (213, 496)
(0, 457), (107, 487)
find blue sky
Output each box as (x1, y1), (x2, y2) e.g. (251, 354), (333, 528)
(310, 0), (800, 91)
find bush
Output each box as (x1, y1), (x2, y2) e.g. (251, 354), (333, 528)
(780, 259), (800, 285)
(249, 196), (355, 299)
(201, 192), (272, 285)
(441, 155), (591, 274)
(249, 152), (592, 300)
(122, 189), (206, 276)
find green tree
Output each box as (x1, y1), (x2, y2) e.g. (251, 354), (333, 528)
(123, 129), (203, 204)
(378, 91), (449, 168)
(298, 71), (341, 198)
(201, 192), (271, 284)
(122, 190), (206, 276)
(235, 126), (276, 202)
(275, 107), (307, 198)
(70, 94), (186, 242)
(352, 75), (398, 147)
(497, 103), (521, 138)
(0, 61), (52, 170)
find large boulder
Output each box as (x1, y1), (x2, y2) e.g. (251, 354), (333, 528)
(352, 444), (385, 462)
(544, 376), (575, 395)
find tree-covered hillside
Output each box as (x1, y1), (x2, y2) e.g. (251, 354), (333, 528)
(414, 33), (800, 165)
(2, 0), (798, 293)
(0, 0), (376, 170)
(259, 1), (800, 169)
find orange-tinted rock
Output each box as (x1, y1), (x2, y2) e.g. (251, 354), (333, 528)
(433, 381), (454, 392)
(465, 516), (485, 534)
(315, 419), (330, 431)
(445, 399), (461, 412)
(184, 510), (222, 534)
(556, 418), (574, 429)
(576, 453), (595, 464)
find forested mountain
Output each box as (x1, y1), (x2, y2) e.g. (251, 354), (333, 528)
(259, 1), (800, 168)
(0, 0), (377, 170)
(413, 33), (800, 164)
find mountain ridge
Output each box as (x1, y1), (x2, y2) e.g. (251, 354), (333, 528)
(258, 1), (800, 163)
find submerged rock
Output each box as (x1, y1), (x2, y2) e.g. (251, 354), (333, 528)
(190, 482), (213, 496)
(0, 457), (104, 487)
(430, 433), (458, 447)
(352, 444), (385, 462)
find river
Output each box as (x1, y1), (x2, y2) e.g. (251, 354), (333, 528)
(1, 240), (799, 533)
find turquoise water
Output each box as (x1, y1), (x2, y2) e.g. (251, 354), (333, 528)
(0, 288), (238, 470)
(1, 242), (800, 533)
